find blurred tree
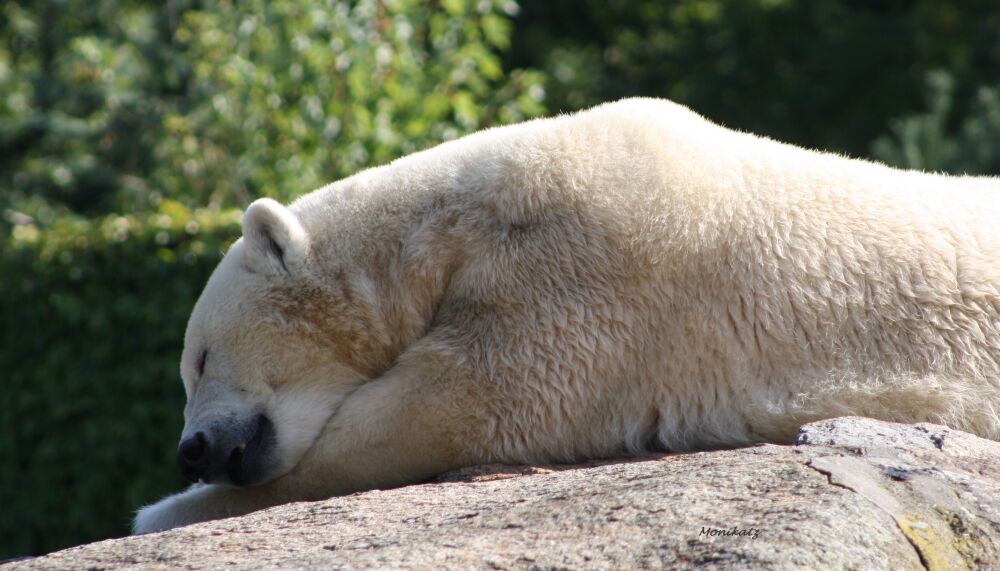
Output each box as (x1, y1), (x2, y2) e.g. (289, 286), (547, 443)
(507, 0), (1000, 166)
(873, 70), (1000, 174)
(0, 0), (544, 217)
(154, 0), (543, 208)
(0, 0), (191, 215)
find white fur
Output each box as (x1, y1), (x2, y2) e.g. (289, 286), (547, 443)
(242, 197), (309, 275)
(134, 98), (1000, 534)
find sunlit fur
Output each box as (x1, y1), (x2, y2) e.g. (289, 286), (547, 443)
(134, 98), (1000, 533)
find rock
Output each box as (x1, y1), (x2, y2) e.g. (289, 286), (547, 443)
(6, 417), (999, 570)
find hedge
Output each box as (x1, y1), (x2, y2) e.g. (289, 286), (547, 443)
(0, 201), (242, 558)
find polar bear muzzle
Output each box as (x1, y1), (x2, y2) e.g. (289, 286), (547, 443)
(177, 413), (275, 486)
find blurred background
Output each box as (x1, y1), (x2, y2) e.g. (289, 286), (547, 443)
(3, 0), (1000, 558)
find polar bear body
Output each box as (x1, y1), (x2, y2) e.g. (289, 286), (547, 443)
(135, 98), (1000, 533)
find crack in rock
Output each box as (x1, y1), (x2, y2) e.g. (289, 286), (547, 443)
(806, 455), (966, 571)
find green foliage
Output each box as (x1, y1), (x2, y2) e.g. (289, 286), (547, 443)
(0, 202), (242, 556)
(1, 0), (187, 215)
(154, 0), (544, 207)
(1, 0), (545, 215)
(873, 71), (1000, 174)
(509, 0), (1000, 162)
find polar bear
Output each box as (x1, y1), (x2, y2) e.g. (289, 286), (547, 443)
(134, 98), (1000, 533)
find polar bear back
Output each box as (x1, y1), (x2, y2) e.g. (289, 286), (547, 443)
(291, 98), (1000, 453)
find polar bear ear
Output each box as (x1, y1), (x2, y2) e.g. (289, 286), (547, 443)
(242, 198), (309, 276)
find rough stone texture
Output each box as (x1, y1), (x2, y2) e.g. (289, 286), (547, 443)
(6, 417), (999, 570)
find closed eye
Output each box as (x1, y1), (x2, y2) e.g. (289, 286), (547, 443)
(196, 350), (208, 377)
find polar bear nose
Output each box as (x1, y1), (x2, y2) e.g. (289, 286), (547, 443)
(177, 432), (209, 482)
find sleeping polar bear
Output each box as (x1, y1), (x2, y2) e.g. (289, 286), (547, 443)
(134, 97), (1000, 533)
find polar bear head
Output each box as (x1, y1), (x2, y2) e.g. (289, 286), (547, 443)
(175, 197), (380, 487)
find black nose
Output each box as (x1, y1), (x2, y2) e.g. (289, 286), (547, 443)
(177, 432), (209, 483)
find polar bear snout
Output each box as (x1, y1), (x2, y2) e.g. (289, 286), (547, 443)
(177, 432), (209, 481)
(177, 413), (276, 486)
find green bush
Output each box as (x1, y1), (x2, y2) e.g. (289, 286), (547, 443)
(0, 0), (545, 216)
(873, 71), (1000, 174)
(508, 1), (1000, 160)
(0, 202), (241, 557)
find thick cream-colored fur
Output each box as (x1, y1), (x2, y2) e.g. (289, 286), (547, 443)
(134, 98), (1000, 533)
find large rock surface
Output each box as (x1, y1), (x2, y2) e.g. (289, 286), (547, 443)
(6, 417), (999, 570)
